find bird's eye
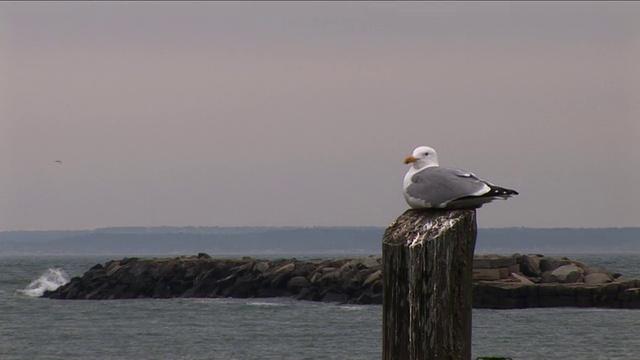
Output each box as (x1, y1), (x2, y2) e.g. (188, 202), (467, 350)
(424, 152), (429, 156)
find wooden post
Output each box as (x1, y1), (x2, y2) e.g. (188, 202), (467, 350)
(382, 209), (477, 360)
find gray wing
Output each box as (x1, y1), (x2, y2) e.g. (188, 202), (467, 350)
(406, 166), (489, 207)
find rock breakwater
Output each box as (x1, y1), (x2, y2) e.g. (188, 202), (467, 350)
(43, 254), (383, 304)
(43, 253), (640, 308)
(472, 254), (640, 309)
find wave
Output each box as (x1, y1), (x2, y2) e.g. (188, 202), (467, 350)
(18, 268), (70, 297)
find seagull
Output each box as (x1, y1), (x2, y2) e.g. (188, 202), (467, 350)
(54, 160), (62, 164)
(403, 146), (518, 209)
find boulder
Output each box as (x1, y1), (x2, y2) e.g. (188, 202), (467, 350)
(540, 258), (572, 272)
(354, 268), (379, 283)
(363, 270), (382, 287)
(540, 270), (554, 283)
(571, 260), (589, 272)
(508, 264), (521, 274)
(272, 263), (295, 277)
(309, 272), (322, 284)
(361, 256), (380, 269)
(321, 291), (349, 303)
(549, 265), (583, 283)
(296, 286), (321, 301)
(519, 255), (542, 277)
(584, 273), (612, 285)
(320, 267), (337, 274)
(320, 270), (342, 282)
(253, 261), (270, 273)
(497, 268), (510, 279)
(510, 273), (535, 285)
(473, 269), (501, 281)
(106, 265), (123, 277)
(292, 263), (316, 278)
(231, 261), (255, 274)
(287, 276), (311, 291)
(356, 292), (383, 305)
(585, 267), (614, 277)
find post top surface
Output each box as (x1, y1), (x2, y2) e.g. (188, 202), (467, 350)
(382, 209), (476, 246)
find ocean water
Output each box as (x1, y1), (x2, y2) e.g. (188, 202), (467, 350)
(1, 254), (640, 360)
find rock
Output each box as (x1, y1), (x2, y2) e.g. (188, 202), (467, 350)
(128, 261), (150, 277)
(324, 259), (349, 269)
(363, 270), (382, 287)
(226, 273), (256, 298)
(356, 292), (383, 305)
(571, 260), (589, 272)
(510, 273), (535, 285)
(550, 265), (583, 283)
(292, 263), (316, 278)
(508, 264), (521, 274)
(338, 263), (354, 273)
(473, 269), (501, 281)
(584, 273), (612, 285)
(498, 268), (510, 279)
(539, 258), (572, 272)
(540, 270), (554, 283)
(253, 261), (270, 273)
(321, 292), (349, 303)
(287, 276), (310, 291)
(158, 261), (177, 278)
(296, 286), (320, 301)
(89, 263), (104, 271)
(197, 253), (212, 259)
(355, 268), (379, 283)
(184, 262), (212, 280)
(231, 261), (255, 274)
(320, 270), (342, 282)
(106, 265), (122, 277)
(519, 255), (542, 277)
(256, 287), (289, 298)
(152, 283), (172, 298)
(361, 256), (380, 269)
(320, 267), (336, 273)
(215, 273), (238, 288)
(585, 267), (614, 277)
(338, 264), (359, 281)
(272, 263), (295, 277)
(309, 272), (322, 284)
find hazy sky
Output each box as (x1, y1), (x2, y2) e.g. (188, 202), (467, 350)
(1, 2), (639, 230)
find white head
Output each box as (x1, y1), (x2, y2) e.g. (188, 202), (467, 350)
(404, 146), (439, 168)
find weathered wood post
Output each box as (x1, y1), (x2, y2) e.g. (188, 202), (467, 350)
(383, 209), (477, 360)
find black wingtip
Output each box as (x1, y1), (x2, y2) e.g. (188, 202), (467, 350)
(489, 186), (518, 196)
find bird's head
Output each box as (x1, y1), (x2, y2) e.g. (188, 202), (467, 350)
(404, 146), (439, 168)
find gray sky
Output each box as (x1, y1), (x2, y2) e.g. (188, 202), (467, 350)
(1, 2), (639, 230)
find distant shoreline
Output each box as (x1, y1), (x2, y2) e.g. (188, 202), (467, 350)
(2, 226), (640, 255)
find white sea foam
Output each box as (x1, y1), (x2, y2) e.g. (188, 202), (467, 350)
(18, 268), (70, 297)
(246, 301), (287, 307)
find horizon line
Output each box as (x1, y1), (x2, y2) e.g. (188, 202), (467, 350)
(2, 225), (639, 233)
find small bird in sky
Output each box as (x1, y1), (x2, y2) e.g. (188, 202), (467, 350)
(54, 160), (62, 164)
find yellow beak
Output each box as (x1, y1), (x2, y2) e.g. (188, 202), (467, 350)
(404, 156), (417, 164)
